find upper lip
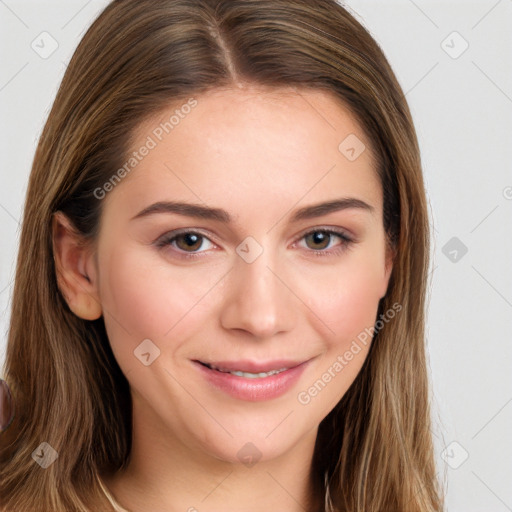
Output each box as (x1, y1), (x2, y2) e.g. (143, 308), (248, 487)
(195, 359), (308, 373)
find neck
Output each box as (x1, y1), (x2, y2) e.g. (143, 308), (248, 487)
(101, 394), (321, 512)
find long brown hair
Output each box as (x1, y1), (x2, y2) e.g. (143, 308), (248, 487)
(0, 1), (444, 510)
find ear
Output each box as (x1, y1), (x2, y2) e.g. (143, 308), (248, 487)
(52, 211), (102, 320)
(379, 242), (396, 299)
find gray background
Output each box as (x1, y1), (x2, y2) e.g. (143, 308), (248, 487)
(1, 1), (511, 510)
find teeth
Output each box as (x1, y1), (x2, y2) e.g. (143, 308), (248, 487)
(207, 363), (289, 378)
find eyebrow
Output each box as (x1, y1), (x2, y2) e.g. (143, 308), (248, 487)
(130, 197), (375, 223)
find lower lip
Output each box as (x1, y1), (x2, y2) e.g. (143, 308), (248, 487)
(193, 360), (311, 402)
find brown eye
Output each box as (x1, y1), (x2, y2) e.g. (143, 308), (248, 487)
(155, 230), (215, 258)
(304, 231), (332, 250)
(298, 228), (354, 257)
(174, 233), (204, 252)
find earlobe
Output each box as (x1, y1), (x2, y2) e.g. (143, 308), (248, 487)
(52, 211), (102, 320)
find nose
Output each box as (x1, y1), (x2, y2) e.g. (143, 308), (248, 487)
(219, 245), (296, 339)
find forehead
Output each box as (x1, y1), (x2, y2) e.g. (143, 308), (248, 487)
(102, 85), (382, 226)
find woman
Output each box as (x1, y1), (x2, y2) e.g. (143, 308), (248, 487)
(0, 0), (444, 510)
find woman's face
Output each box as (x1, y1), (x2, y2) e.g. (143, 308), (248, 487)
(92, 85), (393, 464)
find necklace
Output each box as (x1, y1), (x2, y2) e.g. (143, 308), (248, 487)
(96, 473), (132, 512)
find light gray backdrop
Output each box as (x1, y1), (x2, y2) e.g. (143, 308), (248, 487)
(1, 1), (511, 511)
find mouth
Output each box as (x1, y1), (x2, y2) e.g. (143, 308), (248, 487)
(192, 358), (313, 401)
(197, 361), (291, 379)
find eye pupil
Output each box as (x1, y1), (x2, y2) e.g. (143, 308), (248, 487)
(185, 234), (198, 245)
(177, 233), (202, 251)
(306, 231), (330, 250)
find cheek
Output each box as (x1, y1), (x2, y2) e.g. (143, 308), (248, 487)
(294, 260), (382, 413)
(302, 253), (385, 354)
(97, 245), (218, 368)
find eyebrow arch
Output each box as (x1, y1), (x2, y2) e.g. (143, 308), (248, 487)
(130, 197), (375, 223)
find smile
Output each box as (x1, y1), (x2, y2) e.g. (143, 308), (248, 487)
(193, 358), (313, 401)
(201, 362), (290, 379)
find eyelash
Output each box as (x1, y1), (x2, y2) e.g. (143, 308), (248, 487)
(155, 227), (354, 260)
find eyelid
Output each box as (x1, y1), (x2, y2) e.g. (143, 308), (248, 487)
(291, 226), (355, 256)
(154, 227), (218, 249)
(154, 225), (356, 258)
(294, 225), (354, 243)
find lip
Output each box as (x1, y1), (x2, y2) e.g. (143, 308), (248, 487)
(196, 359), (305, 373)
(192, 358), (313, 402)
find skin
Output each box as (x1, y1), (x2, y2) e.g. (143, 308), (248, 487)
(53, 84), (394, 512)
